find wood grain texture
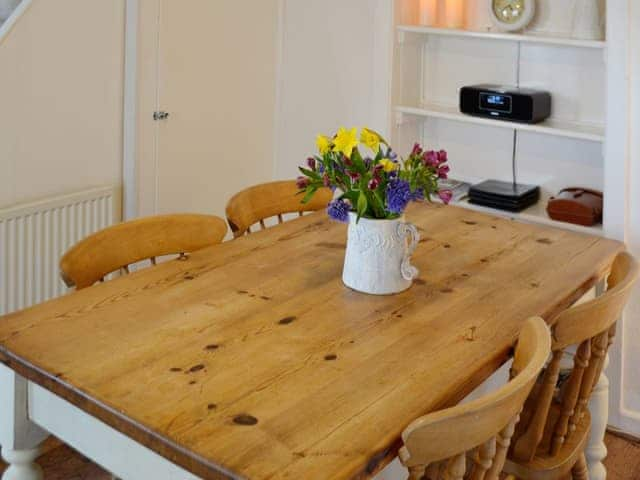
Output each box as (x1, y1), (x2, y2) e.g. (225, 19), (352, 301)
(60, 214), (228, 289)
(0, 204), (623, 480)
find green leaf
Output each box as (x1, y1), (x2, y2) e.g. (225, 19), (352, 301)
(298, 166), (321, 181)
(356, 191), (368, 220)
(301, 187), (318, 204)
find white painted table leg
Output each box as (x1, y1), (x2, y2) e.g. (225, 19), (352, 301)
(586, 354), (609, 480)
(0, 448), (42, 480)
(0, 365), (48, 480)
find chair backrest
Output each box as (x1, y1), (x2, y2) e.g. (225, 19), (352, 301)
(225, 180), (333, 238)
(399, 317), (551, 480)
(60, 214), (228, 289)
(511, 252), (639, 462)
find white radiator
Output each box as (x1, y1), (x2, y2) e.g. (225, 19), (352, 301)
(0, 186), (121, 315)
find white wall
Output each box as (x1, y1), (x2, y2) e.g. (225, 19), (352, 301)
(0, 0), (125, 209)
(273, 0), (393, 179)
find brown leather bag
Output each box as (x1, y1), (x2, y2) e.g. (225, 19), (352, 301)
(547, 188), (603, 226)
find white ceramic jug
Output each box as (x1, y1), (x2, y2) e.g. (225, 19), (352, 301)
(342, 213), (420, 295)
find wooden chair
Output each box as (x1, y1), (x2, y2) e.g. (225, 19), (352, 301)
(60, 214), (227, 289)
(225, 180), (333, 238)
(505, 252), (639, 480)
(400, 316), (551, 480)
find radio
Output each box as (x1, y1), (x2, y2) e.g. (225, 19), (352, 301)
(459, 84), (551, 124)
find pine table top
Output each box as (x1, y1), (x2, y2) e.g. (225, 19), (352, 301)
(0, 204), (623, 480)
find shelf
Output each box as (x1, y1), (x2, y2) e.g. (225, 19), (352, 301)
(437, 195), (604, 237)
(396, 104), (605, 143)
(397, 25), (606, 49)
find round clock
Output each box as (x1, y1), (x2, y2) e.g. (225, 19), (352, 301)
(488, 0), (536, 32)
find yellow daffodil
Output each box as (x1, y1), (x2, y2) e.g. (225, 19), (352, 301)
(316, 134), (332, 155)
(379, 158), (398, 173)
(360, 128), (381, 153)
(332, 127), (359, 158)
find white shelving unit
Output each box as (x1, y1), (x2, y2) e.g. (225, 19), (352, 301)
(395, 104), (605, 143)
(397, 25), (607, 49)
(392, 1), (607, 234)
(442, 196), (604, 236)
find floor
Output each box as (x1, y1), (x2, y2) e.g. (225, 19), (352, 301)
(1, 433), (639, 479)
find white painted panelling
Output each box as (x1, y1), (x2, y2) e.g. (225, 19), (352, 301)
(422, 36), (518, 106)
(519, 44), (605, 126)
(612, 0), (640, 436)
(417, 37), (606, 128)
(0, 186), (120, 315)
(274, 0), (393, 180)
(419, 119), (603, 198)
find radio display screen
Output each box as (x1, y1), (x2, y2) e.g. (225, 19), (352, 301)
(479, 92), (512, 113)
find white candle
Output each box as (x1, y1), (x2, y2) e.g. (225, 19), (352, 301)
(418, 0), (438, 26)
(444, 0), (465, 29)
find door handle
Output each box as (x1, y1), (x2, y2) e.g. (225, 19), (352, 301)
(153, 111), (170, 121)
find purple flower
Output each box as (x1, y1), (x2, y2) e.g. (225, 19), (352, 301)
(438, 164), (450, 179)
(307, 157), (316, 171)
(363, 157), (373, 170)
(438, 189), (453, 205)
(296, 176), (310, 190)
(411, 188), (425, 201)
(386, 179), (412, 214)
(411, 143), (423, 156)
(327, 199), (351, 223)
(437, 150), (448, 164)
(388, 149), (398, 161)
(322, 173), (331, 187)
(348, 171), (361, 182)
(423, 150), (439, 167)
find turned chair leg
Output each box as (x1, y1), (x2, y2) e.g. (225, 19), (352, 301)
(572, 453), (590, 480)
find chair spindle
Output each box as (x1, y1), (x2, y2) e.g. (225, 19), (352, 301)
(469, 436), (496, 480)
(550, 339), (591, 455)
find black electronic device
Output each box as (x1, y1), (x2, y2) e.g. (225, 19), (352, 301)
(469, 180), (540, 212)
(460, 84), (551, 124)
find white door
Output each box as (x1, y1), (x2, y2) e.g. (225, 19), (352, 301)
(137, 0), (281, 219)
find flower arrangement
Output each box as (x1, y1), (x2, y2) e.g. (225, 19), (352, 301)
(297, 127), (452, 222)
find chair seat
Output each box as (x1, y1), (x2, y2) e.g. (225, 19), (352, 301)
(505, 403), (591, 480)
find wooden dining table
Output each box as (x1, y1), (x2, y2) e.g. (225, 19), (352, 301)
(0, 204), (623, 480)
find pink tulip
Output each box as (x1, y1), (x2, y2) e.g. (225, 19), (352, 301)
(437, 150), (448, 164)
(307, 157), (317, 171)
(424, 150), (439, 167)
(438, 165), (450, 179)
(438, 189), (453, 205)
(296, 176), (310, 189)
(348, 171), (361, 182)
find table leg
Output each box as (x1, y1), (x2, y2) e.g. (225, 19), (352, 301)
(0, 365), (49, 480)
(585, 280), (608, 480)
(1, 448), (42, 480)
(586, 353), (609, 480)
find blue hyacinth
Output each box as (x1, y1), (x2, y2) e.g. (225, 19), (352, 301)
(386, 179), (412, 214)
(327, 199), (351, 223)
